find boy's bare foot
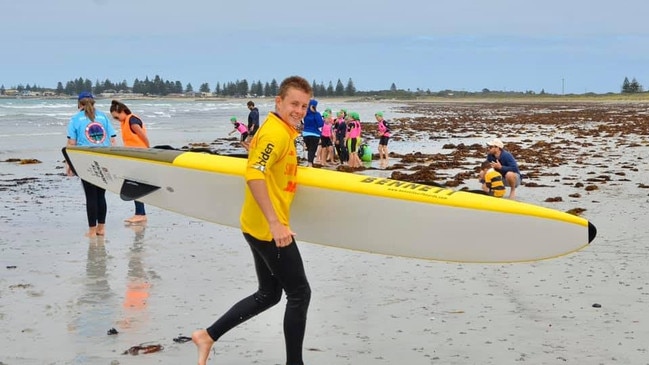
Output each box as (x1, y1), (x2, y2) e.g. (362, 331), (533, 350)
(192, 329), (214, 365)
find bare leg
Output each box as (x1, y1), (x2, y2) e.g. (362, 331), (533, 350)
(377, 145), (384, 168)
(192, 329), (215, 365)
(506, 173), (517, 200)
(315, 145), (322, 164)
(383, 146), (389, 167)
(353, 153), (362, 168)
(315, 145), (322, 165)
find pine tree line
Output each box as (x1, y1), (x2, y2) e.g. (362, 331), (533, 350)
(9, 76), (643, 97)
(0, 75), (359, 97)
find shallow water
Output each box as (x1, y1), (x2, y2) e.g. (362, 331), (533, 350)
(0, 98), (411, 155)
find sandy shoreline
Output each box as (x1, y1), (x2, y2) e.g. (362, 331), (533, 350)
(2, 101), (649, 364)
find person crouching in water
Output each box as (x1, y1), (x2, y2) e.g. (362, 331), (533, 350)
(228, 117), (250, 150)
(110, 100), (150, 223)
(486, 138), (522, 199)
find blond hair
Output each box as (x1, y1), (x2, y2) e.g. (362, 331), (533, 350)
(278, 76), (312, 99)
(78, 97), (96, 122)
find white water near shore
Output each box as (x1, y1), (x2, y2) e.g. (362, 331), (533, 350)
(2, 99), (649, 364)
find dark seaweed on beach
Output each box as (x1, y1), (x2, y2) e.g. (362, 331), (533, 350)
(123, 344), (163, 355)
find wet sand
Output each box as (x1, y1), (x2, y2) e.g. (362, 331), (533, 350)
(2, 101), (649, 364)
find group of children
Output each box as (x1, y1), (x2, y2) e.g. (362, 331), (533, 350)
(229, 106), (393, 169)
(302, 108), (392, 169)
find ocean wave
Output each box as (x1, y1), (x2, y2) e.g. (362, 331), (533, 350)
(0, 112), (71, 118)
(0, 103), (73, 110)
(0, 132), (63, 137)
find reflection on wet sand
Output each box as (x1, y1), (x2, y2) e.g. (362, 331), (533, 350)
(118, 224), (151, 330)
(68, 238), (117, 364)
(74, 238), (115, 333)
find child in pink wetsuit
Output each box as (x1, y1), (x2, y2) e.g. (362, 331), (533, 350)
(228, 116), (250, 150)
(346, 112), (362, 168)
(375, 111), (391, 168)
(318, 111), (334, 165)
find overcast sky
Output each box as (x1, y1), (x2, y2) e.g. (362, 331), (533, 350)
(2, 0), (648, 93)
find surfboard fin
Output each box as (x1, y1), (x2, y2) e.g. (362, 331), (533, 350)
(588, 221), (597, 244)
(120, 179), (160, 201)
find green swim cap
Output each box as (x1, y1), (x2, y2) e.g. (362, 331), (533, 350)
(322, 112), (330, 118)
(230, 116), (237, 122)
(375, 111), (383, 117)
(350, 111), (360, 121)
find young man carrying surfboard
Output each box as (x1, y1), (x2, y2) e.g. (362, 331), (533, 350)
(192, 76), (313, 365)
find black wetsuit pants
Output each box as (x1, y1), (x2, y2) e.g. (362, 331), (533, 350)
(81, 180), (107, 227)
(206, 233), (311, 365)
(303, 135), (320, 164)
(335, 137), (348, 163)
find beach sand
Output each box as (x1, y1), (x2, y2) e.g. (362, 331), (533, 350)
(2, 101), (649, 364)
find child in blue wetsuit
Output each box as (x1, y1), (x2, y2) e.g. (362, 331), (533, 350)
(301, 99), (324, 166)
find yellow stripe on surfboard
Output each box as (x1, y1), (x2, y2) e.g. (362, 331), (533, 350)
(170, 151), (587, 228)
